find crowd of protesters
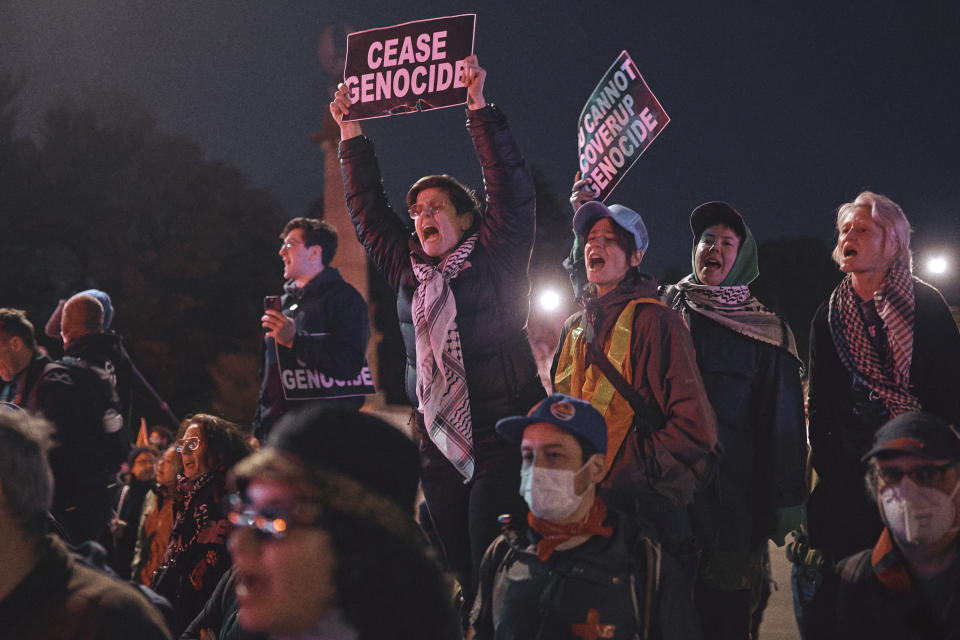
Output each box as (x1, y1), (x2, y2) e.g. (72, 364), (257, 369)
(0, 54), (959, 640)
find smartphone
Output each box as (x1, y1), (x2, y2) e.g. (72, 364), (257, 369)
(263, 295), (282, 312)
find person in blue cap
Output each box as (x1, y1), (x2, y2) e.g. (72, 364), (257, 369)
(553, 188), (719, 580)
(469, 392), (701, 640)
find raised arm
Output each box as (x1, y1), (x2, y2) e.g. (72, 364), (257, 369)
(463, 55), (536, 273)
(331, 84), (413, 291)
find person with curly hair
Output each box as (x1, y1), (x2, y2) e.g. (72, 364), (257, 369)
(150, 413), (251, 633)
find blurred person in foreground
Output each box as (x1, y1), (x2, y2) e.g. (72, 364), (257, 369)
(224, 405), (461, 639)
(0, 407), (171, 639)
(469, 393), (701, 639)
(808, 411), (960, 638)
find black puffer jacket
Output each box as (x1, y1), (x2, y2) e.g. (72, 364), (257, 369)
(339, 104), (545, 433)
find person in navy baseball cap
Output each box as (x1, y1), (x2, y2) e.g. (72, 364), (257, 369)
(496, 392), (607, 455)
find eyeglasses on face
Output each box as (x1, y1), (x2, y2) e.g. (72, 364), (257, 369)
(280, 239), (307, 251)
(408, 199), (449, 219)
(874, 462), (956, 488)
(227, 493), (322, 542)
(174, 437), (201, 454)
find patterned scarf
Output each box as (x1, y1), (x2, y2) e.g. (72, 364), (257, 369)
(528, 496), (613, 561)
(412, 233), (479, 481)
(827, 263), (918, 415)
(669, 275), (800, 361)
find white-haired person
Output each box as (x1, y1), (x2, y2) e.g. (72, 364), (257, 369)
(807, 191), (960, 568)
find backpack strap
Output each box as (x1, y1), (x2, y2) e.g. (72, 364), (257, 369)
(583, 303), (665, 439)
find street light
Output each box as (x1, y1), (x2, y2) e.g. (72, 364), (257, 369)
(539, 289), (562, 312)
(926, 255), (948, 277)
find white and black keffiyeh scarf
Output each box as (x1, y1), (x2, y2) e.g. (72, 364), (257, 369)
(412, 233), (479, 481)
(671, 275), (800, 360)
(828, 263), (918, 416)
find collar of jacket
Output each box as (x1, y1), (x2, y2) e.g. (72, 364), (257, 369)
(284, 266), (345, 301)
(871, 527), (914, 594)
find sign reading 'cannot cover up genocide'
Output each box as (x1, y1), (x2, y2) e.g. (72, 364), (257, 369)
(577, 51), (670, 201)
(342, 14), (476, 121)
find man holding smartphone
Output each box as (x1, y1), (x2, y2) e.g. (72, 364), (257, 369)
(253, 217), (370, 441)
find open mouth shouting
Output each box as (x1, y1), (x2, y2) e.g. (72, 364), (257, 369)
(420, 223), (440, 243)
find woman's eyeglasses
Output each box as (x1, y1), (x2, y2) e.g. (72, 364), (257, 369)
(174, 437), (201, 453)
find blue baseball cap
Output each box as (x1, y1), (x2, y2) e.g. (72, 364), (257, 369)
(573, 201), (649, 254)
(496, 393), (607, 454)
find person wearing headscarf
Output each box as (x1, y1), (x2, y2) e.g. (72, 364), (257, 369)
(662, 202), (807, 640)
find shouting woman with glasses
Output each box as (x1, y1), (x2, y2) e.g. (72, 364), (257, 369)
(329, 55), (545, 615)
(151, 413), (251, 633)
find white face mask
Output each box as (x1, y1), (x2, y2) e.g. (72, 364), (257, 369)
(519, 461), (590, 522)
(880, 476), (960, 546)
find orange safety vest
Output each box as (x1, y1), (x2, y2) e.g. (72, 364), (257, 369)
(554, 298), (663, 478)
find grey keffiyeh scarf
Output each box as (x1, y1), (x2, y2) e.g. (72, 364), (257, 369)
(827, 263), (919, 416)
(669, 275), (800, 361)
(411, 233), (479, 481)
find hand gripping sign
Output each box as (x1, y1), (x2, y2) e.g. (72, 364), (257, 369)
(275, 339), (376, 401)
(577, 51), (670, 201)
(342, 14), (476, 121)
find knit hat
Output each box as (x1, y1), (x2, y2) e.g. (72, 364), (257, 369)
(266, 406), (420, 510)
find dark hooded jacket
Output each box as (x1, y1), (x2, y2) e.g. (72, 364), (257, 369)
(661, 223), (806, 552)
(65, 331), (135, 435)
(338, 104), (545, 435)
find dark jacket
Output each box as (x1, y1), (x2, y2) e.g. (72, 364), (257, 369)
(65, 331), (135, 435)
(807, 278), (960, 558)
(551, 272), (719, 512)
(662, 302), (807, 551)
(807, 528), (960, 640)
(0, 535), (173, 639)
(151, 471), (232, 634)
(2, 351), (126, 543)
(253, 266), (369, 440)
(180, 567), (267, 640)
(470, 508), (702, 640)
(339, 104), (545, 434)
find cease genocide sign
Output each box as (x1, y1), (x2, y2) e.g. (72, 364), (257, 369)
(343, 14), (476, 121)
(577, 51), (670, 202)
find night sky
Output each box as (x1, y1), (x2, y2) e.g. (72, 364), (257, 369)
(3, 0), (958, 302)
